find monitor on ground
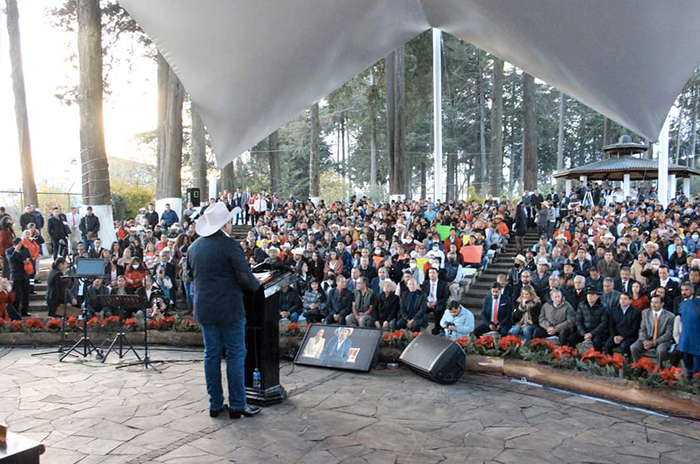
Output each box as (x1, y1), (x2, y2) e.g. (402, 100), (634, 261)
(294, 324), (381, 372)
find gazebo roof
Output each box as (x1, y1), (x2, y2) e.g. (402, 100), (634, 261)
(553, 157), (700, 181)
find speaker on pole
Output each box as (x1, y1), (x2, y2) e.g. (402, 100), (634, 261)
(399, 333), (466, 384)
(186, 187), (201, 207)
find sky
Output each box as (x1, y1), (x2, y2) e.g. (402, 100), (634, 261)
(0, 0), (157, 193)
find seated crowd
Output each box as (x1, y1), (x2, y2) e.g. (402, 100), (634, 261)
(1, 182), (699, 377)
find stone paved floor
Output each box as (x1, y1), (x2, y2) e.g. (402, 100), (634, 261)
(2, 346), (700, 464)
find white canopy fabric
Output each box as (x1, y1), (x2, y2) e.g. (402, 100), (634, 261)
(120, 0), (700, 167)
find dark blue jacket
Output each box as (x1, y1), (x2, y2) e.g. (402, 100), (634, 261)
(480, 294), (513, 330)
(187, 231), (260, 325)
(161, 210), (179, 228)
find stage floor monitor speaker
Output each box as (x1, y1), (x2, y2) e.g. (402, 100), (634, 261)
(399, 333), (466, 384)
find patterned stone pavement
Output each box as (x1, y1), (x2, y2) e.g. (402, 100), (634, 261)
(2, 346), (700, 464)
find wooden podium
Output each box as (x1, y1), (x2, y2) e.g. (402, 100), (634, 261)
(243, 270), (295, 406)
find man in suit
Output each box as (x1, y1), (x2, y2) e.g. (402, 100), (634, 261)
(422, 267), (449, 334)
(564, 276), (587, 312)
(47, 207), (70, 260)
(6, 238), (31, 317)
(398, 278), (427, 331)
(601, 277), (621, 311)
(630, 294), (675, 365)
(325, 275), (354, 325)
(474, 283), (513, 337)
(144, 204), (159, 228)
(614, 267), (636, 294)
(605, 292), (641, 357)
(574, 247), (592, 278)
(188, 202), (261, 419)
(648, 265), (680, 301)
(320, 327), (353, 364)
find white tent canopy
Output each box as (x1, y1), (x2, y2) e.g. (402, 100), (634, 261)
(120, 0), (700, 167)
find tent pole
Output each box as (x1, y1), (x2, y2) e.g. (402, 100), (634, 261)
(657, 114), (671, 207)
(432, 28), (443, 202)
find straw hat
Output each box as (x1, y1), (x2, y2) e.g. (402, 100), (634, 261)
(195, 202), (236, 237)
(514, 254), (526, 264)
(644, 241), (659, 251)
(380, 280), (397, 292)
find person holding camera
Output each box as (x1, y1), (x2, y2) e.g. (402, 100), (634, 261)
(5, 238), (31, 317)
(153, 264), (174, 307)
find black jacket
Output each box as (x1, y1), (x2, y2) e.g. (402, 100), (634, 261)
(279, 288), (302, 316)
(145, 211), (159, 228)
(48, 215), (70, 241)
(46, 268), (69, 307)
(608, 305), (641, 341)
(79, 214), (100, 238)
(575, 300), (608, 337)
(85, 284), (110, 312)
(564, 287), (587, 311)
(375, 292), (400, 323)
(6, 247), (30, 281)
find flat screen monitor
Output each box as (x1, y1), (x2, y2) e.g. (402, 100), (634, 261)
(74, 258), (106, 277)
(294, 324), (381, 372)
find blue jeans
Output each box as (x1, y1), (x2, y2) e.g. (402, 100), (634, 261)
(184, 282), (194, 309)
(201, 319), (247, 411)
(509, 324), (535, 344)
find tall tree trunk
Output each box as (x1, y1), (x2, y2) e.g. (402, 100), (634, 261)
(190, 102), (207, 195)
(603, 117), (613, 146)
(478, 50), (488, 196)
(309, 103), (321, 197)
(447, 154), (455, 201)
(523, 72), (538, 191)
(420, 160), (427, 200)
(77, 0), (110, 206)
(6, 0), (38, 208)
(386, 47), (406, 196)
(156, 52), (169, 189)
(385, 52), (396, 194)
(268, 130), (281, 195)
(156, 66), (184, 200)
(340, 116), (346, 180)
(488, 58), (504, 197)
(370, 120), (377, 191)
(557, 91), (566, 172)
(691, 85), (698, 168)
(221, 162), (235, 193)
(675, 113), (683, 165)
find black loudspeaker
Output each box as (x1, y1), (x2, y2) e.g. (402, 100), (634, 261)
(399, 333), (466, 384)
(187, 187), (201, 207)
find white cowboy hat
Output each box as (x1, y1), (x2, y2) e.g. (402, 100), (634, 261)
(195, 202), (237, 237)
(644, 241), (659, 251)
(514, 254), (526, 263)
(537, 257), (550, 266)
(292, 247), (305, 255)
(380, 279), (397, 292)
(603, 232), (615, 240)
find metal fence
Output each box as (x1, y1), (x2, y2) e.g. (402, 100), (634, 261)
(0, 190), (82, 234)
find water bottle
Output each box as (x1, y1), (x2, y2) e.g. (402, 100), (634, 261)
(253, 368), (261, 389)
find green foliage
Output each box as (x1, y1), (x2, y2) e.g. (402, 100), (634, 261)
(111, 184), (155, 221)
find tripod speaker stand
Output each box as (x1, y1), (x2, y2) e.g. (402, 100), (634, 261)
(33, 303), (82, 358)
(60, 302), (103, 361)
(116, 309), (164, 372)
(98, 294), (142, 363)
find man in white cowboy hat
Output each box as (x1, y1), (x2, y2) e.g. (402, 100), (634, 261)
(507, 254), (526, 288)
(531, 257), (552, 299)
(187, 201), (261, 419)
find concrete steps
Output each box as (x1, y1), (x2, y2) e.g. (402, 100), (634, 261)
(459, 230), (540, 322)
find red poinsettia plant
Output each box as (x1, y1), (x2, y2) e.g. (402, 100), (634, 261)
(551, 345), (577, 360)
(474, 335), (495, 349)
(630, 357), (657, 374)
(579, 347), (606, 364)
(23, 318), (45, 332)
(499, 334), (522, 351)
(659, 366), (684, 386)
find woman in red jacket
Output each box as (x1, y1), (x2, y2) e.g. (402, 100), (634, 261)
(0, 277), (16, 321)
(124, 257), (149, 290)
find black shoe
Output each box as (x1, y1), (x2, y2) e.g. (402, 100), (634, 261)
(22, 312), (31, 318)
(229, 405), (261, 419)
(209, 405), (228, 418)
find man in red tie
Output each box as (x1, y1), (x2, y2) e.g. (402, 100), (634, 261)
(474, 283), (513, 337)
